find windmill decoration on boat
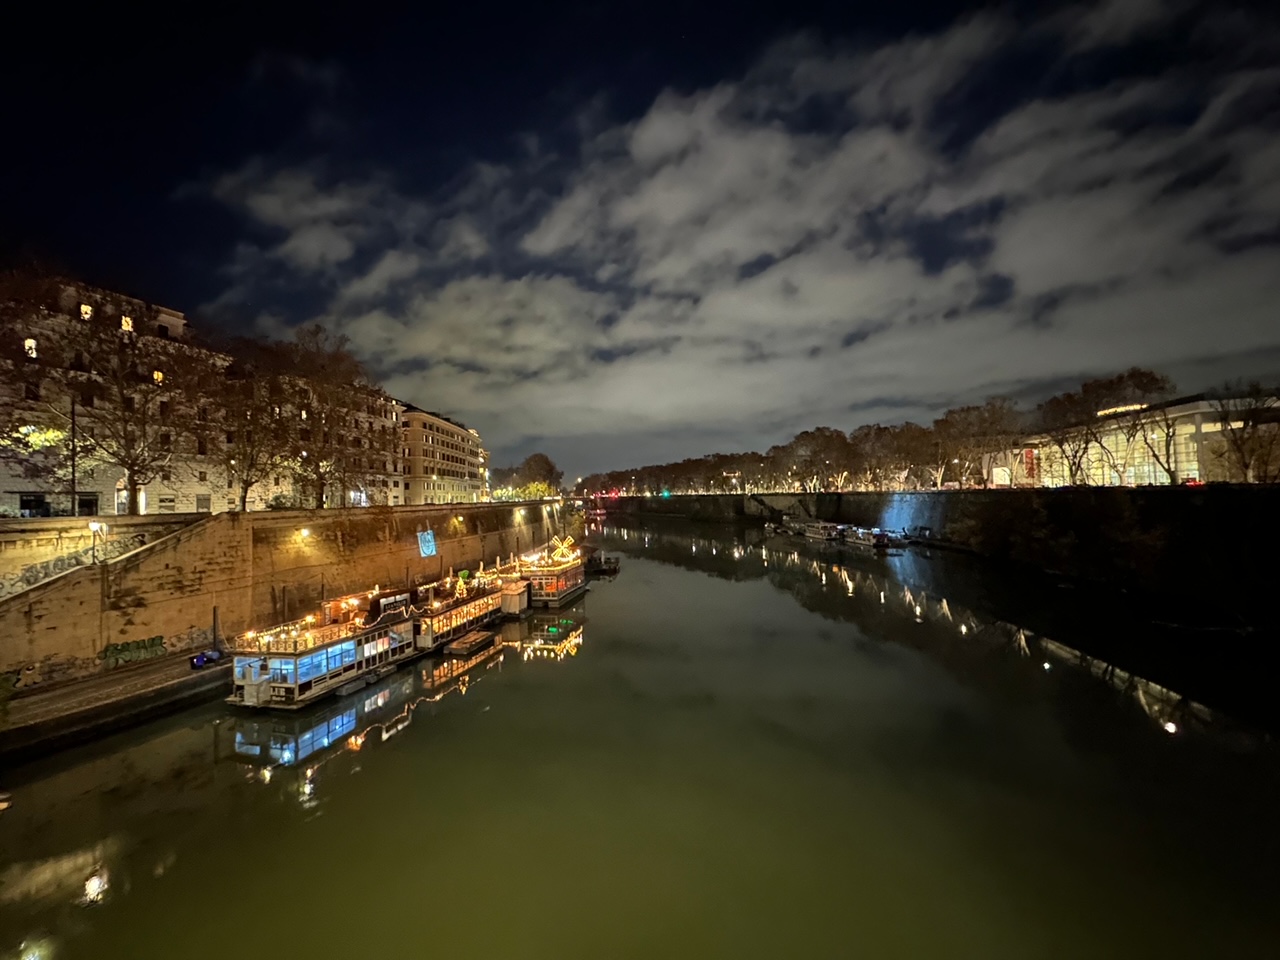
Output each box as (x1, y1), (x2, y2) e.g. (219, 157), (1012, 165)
(551, 535), (576, 562)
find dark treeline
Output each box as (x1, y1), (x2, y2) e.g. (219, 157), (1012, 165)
(581, 369), (1280, 495)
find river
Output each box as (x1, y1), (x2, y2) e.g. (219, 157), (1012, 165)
(2, 518), (1278, 959)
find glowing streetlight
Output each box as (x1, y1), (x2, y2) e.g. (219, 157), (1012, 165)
(300, 528), (311, 539)
(88, 521), (108, 563)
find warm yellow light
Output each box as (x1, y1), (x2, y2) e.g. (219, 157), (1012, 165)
(152, 369), (164, 384)
(1096, 402), (1148, 418)
(23, 337), (37, 358)
(300, 528), (310, 538)
(121, 315), (133, 332)
(80, 303), (93, 320)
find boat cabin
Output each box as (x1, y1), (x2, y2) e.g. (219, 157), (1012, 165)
(519, 536), (588, 607)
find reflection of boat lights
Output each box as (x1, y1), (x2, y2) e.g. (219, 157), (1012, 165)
(1163, 721), (1178, 734)
(259, 767), (272, 783)
(82, 868), (109, 904)
(914, 605), (922, 617)
(15, 937), (59, 960)
(18, 937), (57, 960)
(879, 591), (885, 604)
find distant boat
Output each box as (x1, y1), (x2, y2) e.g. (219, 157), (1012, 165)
(585, 553), (621, 577)
(803, 522), (842, 541)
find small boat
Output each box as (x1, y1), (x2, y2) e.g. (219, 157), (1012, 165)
(842, 527), (907, 550)
(803, 522), (842, 541)
(585, 553), (621, 577)
(337, 677), (369, 696)
(444, 630), (495, 659)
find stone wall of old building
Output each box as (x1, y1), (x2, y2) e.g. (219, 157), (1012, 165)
(0, 502), (558, 694)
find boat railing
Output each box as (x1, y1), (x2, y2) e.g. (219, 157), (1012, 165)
(230, 580), (507, 657)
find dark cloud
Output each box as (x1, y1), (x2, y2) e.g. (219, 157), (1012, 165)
(198, 0), (1280, 478)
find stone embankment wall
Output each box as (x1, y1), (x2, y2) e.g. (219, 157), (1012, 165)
(604, 486), (1280, 600)
(0, 515), (202, 601)
(0, 502), (558, 694)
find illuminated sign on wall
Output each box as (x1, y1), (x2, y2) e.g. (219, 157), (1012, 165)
(417, 531), (437, 558)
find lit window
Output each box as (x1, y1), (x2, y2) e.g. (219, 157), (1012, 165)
(121, 316), (134, 332)
(80, 304), (93, 320)
(152, 370), (164, 384)
(23, 338), (37, 359)
(300, 409), (308, 420)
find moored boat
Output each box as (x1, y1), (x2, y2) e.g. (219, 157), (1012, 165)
(803, 522), (842, 541)
(519, 536), (588, 607)
(444, 630), (495, 659)
(227, 588), (418, 710)
(228, 573), (506, 711)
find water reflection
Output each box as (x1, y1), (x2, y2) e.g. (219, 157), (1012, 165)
(593, 519), (1263, 747)
(0, 603), (586, 958)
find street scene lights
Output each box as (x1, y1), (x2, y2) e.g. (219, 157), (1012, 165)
(88, 521), (108, 563)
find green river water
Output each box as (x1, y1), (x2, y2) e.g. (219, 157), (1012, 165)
(2, 520), (1278, 959)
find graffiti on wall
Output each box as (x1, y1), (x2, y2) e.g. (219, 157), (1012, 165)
(0, 534), (149, 601)
(99, 636), (166, 669)
(3, 626), (214, 693)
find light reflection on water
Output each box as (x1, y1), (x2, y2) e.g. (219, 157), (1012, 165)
(2, 523), (1280, 959)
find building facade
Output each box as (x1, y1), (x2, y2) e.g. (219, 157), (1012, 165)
(399, 405), (488, 504)
(1017, 393), (1280, 488)
(2, 280), (402, 517)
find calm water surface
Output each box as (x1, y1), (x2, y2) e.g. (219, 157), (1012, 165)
(2, 520), (1279, 959)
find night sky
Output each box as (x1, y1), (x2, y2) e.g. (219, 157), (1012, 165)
(3, 0), (1278, 478)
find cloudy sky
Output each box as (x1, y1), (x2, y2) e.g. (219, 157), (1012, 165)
(3, 0), (1279, 477)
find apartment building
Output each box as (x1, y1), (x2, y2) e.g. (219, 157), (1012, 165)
(399, 405), (488, 504)
(2, 279), (401, 516)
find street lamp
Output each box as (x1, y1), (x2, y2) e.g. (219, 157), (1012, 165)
(88, 521), (108, 563)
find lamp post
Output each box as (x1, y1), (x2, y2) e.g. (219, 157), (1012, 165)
(88, 521), (107, 564)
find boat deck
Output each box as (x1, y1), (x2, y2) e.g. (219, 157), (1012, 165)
(444, 630), (495, 658)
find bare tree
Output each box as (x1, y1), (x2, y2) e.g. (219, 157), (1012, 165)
(1208, 382), (1280, 483)
(286, 325), (397, 508)
(1036, 391), (1094, 485)
(1082, 368), (1176, 485)
(38, 291), (207, 514)
(193, 338), (298, 511)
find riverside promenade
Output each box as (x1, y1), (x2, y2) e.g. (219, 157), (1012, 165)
(1, 658), (230, 761)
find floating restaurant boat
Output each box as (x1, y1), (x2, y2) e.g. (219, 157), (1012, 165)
(414, 577), (506, 651)
(217, 644), (506, 780)
(518, 536), (588, 607)
(228, 571), (507, 710)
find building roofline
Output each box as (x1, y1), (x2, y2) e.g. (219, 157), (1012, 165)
(395, 403), (472, 432)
